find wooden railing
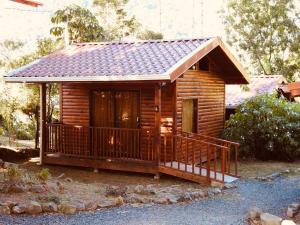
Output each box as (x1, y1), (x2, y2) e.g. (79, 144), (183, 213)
(161, 132), (239, 182)
(46, 123), (154, 161)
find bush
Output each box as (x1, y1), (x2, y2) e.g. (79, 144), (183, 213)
(223, 93), (300, 161)
(6, 166), (21, 181)
(15, 129), (33, 140)
(36, 168), (51, 181)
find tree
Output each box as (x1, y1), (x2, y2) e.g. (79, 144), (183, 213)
(222, 0), (300, 80)
(136, 29), (163, 40)
(50, 4), (104, 43)
(93, 0), (141, 41)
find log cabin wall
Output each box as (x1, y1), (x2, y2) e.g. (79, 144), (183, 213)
(176, 69), (226, 137)
(60, 82), (158, 158)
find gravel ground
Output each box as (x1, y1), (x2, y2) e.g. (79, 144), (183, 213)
(0, 176), (299, 225)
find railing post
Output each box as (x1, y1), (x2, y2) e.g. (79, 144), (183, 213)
(39, 83), (46, 165)
(206, 143), (211, 182)
(154, 84), (161, 168)
(235, 144), (238, 176)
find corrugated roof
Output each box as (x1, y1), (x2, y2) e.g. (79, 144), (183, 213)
(226, 75), (286, 108)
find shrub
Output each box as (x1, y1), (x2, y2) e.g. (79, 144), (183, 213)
(6, 166), (21, 181)
(36, 168), (51, 181)
(223, 93), (300, 161)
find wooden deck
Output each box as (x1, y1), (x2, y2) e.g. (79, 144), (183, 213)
(45, 123), (239, 184)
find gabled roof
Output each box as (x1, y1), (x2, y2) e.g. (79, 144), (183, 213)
(4, 37), (249, 84)
(226, 75), (286, 108)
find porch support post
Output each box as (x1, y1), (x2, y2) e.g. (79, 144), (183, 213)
(39, 83), (46, 165)
(154, 83), (162, 173)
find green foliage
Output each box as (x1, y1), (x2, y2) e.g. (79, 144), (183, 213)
(221, 0), (300, 80)
(36, 168), (51, 181)
(137, 29), (163, 40)
(223, 93), (300, 161)
(6, 166), (21, 181)
(50, 4), (104, 43)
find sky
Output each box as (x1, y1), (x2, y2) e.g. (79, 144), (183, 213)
(0, 0), (226, 46)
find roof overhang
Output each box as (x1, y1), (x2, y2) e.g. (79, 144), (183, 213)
(4, 37), (250, 84)
(10, 0), (43, 7)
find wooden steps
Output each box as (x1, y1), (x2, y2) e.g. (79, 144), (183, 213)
(159, 161), (238, 184)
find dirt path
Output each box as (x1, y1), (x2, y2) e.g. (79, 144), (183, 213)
(0, 176), (299, 225)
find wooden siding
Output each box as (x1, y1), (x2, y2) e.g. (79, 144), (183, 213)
(176, 70), (225, 137)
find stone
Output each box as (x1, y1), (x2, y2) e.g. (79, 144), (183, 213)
(58, 203), (77, 214)
(287, 204), (300, 218)
(248, 206), (262, 219)
(211, 181), (224, 188)
(4, 201), (17, 208)
(12, 205), (26, 214)
(56, 181), (64, 193)
(134, 185), (145, 194)
(25, 201), (42, 215)
(208, 188), (222, 197)
(115, 196), (124, 205)
(84, 201), (98, 211)
(124, 193), (147, 204)
(64, 177), (73, 183)
(0, 205), (10, 215)
(153, 197), (168, 204)
(145, 185), (159, 195)
(177, 192), (193, 202)
(223, 183), (237, 190)
(188, 190), (207, 199)
(281, 220), (296, 225)
(3, 162), (18, 169)
(260, 213), (282, 225)
(283, 169), (290, 174)
(42, 202), (58, 213)
(74, 201), (85, 211)
(47, 183), (59, 193)
(105, 186), (127, 197)
(98, 199), (117, 208)
(30, 184), (46, 193)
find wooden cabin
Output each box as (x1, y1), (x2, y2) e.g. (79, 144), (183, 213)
(5, 37), (249, 184)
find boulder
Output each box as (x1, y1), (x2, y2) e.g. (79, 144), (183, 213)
(124, 193), (150, 204)
(3, 201), (17, 209)
(12, 204), (26, 214)
(42, 202), (58, 213)
(105, 185), (127, 197)
(0, 205), (10, 215)
(58, 203), (77, 214)
(223, 183), (237, 190)
(153, 197), (169, 204)
(98, 199), (117, 208)
(287, 203), (300, 218)
(25, 201), (42, 215)
(281, 220), (296, 225)
(115, 196), (124, 206)
(248, 206), (262, 219)
(30, 184), (47, 193)
(260, 213), (282, 225)
(188, 190), (207, 199)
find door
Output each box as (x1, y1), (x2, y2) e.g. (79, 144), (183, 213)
(91, 90), (140, 158)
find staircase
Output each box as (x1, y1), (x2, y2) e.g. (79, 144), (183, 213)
(159, 132), (239, 184)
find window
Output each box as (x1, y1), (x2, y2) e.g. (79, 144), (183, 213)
(182, 99), (198, 133)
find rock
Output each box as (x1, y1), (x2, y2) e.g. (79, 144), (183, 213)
(47, 183), (59, 193)
(74, 201), (85, 211)
(134, 185), (145, 194)
(223, 183), (237, 190)
(58, 203), (77, 214)
(260, 213), (282, 225)
(124, 193), (149, 204)
(84, 201), (98, 211)
(12, 204), (26, 214)
(0, 205), (10, 215)
(153, 197), (169, 204)
(42, 202), (58, 213)
(115, 196), (124, 206)
(105, 186), (127, 197)
(188, 190), (207, 199)
(98, 199), (117, 208)
(9, 183), (28, 193)
(211, 181), (224, 188)
(287, 203), (300, 218)
(64, 177), (73, 183)
(3, 162), (18, 169)
(208, 188), (222, 197)
(177, 192), (193, 202)
(281, 220), (296, 225)
(25, 201), (42, 215)
(3, 201), (17, 208)
(30, 184), (47, 193)
(282, 169), (290, 174)
(145, 185), (159, 195)
(248, 206), (262, 219)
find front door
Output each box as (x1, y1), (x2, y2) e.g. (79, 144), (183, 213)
(91, 90), (140, 158)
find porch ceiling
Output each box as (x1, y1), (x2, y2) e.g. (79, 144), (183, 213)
(4, 37), (249, 84)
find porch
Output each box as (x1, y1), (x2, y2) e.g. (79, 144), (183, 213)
(44, 123), (239, 184)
